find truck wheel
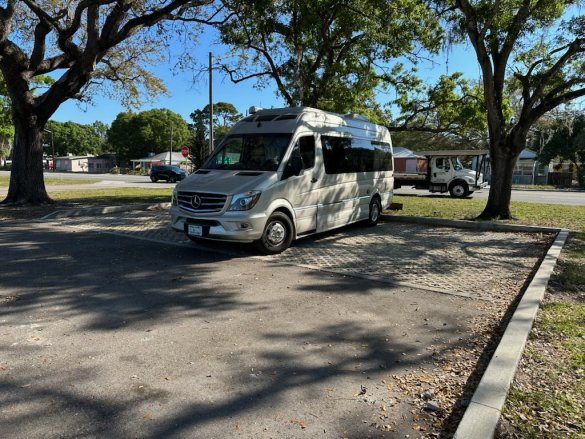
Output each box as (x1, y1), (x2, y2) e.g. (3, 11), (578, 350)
(366, 197), (382, 226)
(150, 176), (157, 183)
(255, 212), (293, 254)
(449, 181), (469, 198)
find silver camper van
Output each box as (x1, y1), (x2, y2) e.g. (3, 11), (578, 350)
(170, 107), (394, 253)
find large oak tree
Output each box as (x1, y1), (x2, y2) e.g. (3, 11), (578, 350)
(443, 0), (585, 219)
(0, 0), (217, 204)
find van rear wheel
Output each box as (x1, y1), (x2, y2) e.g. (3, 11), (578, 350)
(255, 212), (293, 254)
(366, 197), (382, 226)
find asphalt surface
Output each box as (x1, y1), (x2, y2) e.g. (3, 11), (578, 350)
(0, 213), (552, 438)
(394, 186), (585, 205)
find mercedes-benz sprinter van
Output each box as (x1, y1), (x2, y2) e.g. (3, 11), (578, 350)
(170, 107), (394, 253)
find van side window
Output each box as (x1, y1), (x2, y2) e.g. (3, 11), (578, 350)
(322, 136), (393, 174)
(322, 136), (351, 174)
(298, 136), (315, 169)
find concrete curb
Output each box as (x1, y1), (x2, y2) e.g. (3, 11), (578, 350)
(41, 202), (171, 220)
(381, 214), (562, 234)
(453, 229), (570, 439)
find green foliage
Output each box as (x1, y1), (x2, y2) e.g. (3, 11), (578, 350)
(537, 115), (585, 187)
(0, 74), (13, 158)
(45, 120), (108, 157)
(107, 109), (190, 164)
(189, 102), (242, 166)
(219, 0), (442, 114)
(389, 72), (494, 136)
(390, 131), (483, 152)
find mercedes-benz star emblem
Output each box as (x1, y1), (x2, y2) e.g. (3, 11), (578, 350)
(191, 194), (202, 209)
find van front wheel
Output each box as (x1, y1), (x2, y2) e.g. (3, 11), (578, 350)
(366, 197), (382, 226)
(255, 212), (293, 254)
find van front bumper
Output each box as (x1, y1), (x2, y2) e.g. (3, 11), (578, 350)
(170, 206), (267, 243)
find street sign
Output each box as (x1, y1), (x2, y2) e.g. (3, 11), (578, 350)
(181, 145), (189, 158)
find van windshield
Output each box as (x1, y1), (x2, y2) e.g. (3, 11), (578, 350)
(205, 134), (292, 171)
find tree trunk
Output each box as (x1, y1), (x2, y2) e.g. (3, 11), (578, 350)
(2, 113), (51, 205)
(478, 140), (520, 220)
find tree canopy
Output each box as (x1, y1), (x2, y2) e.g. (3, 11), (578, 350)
(217, 0), (443, 115)
(108, 109), (191, 164)
(45, 120), (109, 157)
(0, 0), (220, 204)
(189, 101), (242, 166)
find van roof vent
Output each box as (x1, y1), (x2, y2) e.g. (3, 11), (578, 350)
(344, 113), (369, 121)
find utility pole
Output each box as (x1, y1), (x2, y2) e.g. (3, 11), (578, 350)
(169, 124), (173, 165)
(209, 51), (214, 155)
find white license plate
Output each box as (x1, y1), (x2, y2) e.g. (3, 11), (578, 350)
(188, 224), (203, 236)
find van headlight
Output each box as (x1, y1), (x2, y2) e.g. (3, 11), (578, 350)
(228, 190), (261, 211)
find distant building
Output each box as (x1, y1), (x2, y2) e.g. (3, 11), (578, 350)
(55, 155), (91, 172)
(131, 152), (188, 170)
(87, 154), (117, 174)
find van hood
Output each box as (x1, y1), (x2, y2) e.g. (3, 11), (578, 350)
(176, 169), (276, 195)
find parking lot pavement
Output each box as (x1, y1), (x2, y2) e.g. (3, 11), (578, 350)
(54, 209), (552, 305)
(0, 215), (553, 438)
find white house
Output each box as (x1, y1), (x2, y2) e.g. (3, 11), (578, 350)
(131, 152), (188, 170)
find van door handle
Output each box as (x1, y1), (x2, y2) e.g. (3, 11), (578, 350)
(311, 177), (318, 183)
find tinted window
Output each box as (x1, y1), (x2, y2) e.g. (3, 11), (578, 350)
(322, 136), (393, 174)
(298, 136), (315, 169)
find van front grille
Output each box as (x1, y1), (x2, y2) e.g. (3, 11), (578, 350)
(178, 191), (227, 213)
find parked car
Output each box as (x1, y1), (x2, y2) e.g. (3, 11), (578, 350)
(150, 165), (187, 183)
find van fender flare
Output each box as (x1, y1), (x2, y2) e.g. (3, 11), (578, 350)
(265, 199), (297, 236)
(368, 188), (387, 208)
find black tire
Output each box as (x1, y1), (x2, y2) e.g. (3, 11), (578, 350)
(449, 181), (469, 198)
(150, 175), (157, 183)
(169, 176), (176, 183)
(366, 197), (382, 226)
(254, 212), (294, 254)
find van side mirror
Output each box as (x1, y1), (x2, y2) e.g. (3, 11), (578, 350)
(283, 156), (304, 179)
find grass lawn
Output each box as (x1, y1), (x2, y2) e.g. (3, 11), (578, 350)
(0, 176), (99, 186)
(51, 187), (173, 203)
(391, 195), (585, 232)
(498, 233), (585, 438)
(0, 188), (173, 220)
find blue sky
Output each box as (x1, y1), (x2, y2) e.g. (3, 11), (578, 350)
(52, 28), (479, 126)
